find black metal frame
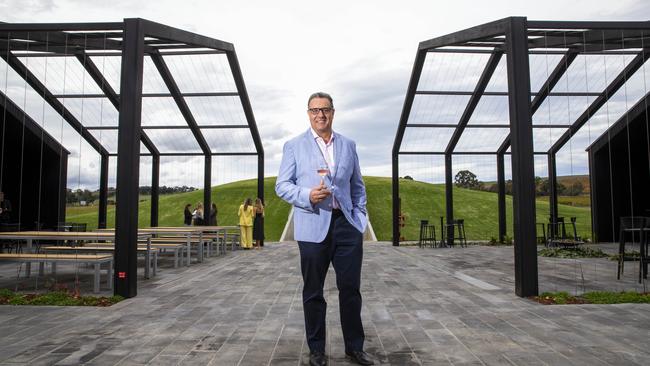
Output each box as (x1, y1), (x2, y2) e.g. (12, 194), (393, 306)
(0, 18), (264, 297)
(392, 16), (650, 297)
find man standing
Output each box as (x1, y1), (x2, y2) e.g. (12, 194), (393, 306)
(276, 92), (373, 366)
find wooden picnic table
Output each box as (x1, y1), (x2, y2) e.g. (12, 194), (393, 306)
(0, 231), (153, 278)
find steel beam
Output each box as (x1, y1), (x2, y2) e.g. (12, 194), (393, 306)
(506, 17), (538, 297)
(149, 53), (211, 155)
(527, 20), (650, 30)
(497, 153), (507, 242)
(75, 53), (159, 156)
(151, 155), (159, 227)
(204, 155), (211, 226)
(419, 18), (510, 51)
(225, 48), (264, 203)
(392, 47), (427, 246)
(549, 50), (650, 154)
(98, 154), (108, 229)
(0, 52), (109, 156)
(444, 154), (453, 247)
(497, 50), (579, 154)
(548, 153), (558, 227)
(114, 18), (145, 298)
(141, 19), (234, 52)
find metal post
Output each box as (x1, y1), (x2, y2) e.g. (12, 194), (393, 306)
(257, 152), (264, 246)
(548, 153), (558, 227)
(114, 18), (144, 298)
(98, 154), (108, 229)
(58, 153), (68, 224)
(151, 154), (159, 227)
(506, 17), (538, 297)
(392, 153), (400, 246)
(203, 155), (211, 226)
(497, 153), (507, 242)
(445, 154), (454, 247)
(392, 48), (427, 247)
(257, 153), (264, 202)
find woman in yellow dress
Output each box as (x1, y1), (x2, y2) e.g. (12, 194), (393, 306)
(238, 198), (255, 249)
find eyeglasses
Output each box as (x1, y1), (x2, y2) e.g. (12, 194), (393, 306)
(308, 107), (334, 115)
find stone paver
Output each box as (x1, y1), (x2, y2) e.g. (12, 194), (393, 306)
(0, 242), (648, 365)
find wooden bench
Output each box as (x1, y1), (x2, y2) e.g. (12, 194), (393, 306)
(42, 245), (158, 277)
(0, 253), (112, 293)
(136, 240), (187, 268)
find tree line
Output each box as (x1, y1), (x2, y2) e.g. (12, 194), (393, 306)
(66, 186), (198, 204)
(454, 170), (584, 196)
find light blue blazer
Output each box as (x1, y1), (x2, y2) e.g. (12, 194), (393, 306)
(275, 129), (368, 243)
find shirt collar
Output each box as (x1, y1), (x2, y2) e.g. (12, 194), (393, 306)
(310, 128), (335, 145)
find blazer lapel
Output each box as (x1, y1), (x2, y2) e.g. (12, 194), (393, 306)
(332, 132), (342, 179)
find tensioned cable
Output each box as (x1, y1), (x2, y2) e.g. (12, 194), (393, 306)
(18, 33), (31, 232)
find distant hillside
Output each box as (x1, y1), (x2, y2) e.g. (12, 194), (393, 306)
(67, 176), (592, 242)
(365, 177), (591, 241)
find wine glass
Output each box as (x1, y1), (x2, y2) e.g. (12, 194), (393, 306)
(317, 163), (330, 187)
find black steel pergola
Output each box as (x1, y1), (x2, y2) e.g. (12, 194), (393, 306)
(0, 19), (264, 297)
(392, 17), (650, 297)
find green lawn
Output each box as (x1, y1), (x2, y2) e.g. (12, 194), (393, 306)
(367, 177), (591, 241)
(66, 178), (291, 241)
(67, 176), (592, 242)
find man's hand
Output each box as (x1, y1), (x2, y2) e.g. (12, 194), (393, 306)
(309, 182), (331, 204)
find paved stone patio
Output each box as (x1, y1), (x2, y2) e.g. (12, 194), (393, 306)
(0, 242), (648, 365)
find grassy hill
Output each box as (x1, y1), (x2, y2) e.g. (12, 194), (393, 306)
(67, 176), (592, 242)
(66, 178), (292, 241)
(371, 177), (591, 241)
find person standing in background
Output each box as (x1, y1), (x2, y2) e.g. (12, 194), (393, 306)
(183, 203), (193, 226)
(192, 202), (204, 226)
(209, 203), (218, 226)
(253, 198), (265, 249)
(0, 192), (12, 224)
(238, 198), (254, 249)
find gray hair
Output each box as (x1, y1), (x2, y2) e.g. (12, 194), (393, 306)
(307, 92), (334, 109)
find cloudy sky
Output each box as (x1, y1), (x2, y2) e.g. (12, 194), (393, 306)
(2, 0), (649, 190)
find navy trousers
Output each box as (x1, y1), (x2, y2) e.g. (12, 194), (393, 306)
(298, 210), (365, 353)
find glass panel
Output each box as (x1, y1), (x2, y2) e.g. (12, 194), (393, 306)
(400, 127), (455, 152)
(201, 128), (255, 153)
(408, 94), (470, 124)
(185, 96), (246, 125)
(418, 52), (490, 91)
(145, 128), (202, 153)
(163, 53), (237, 93)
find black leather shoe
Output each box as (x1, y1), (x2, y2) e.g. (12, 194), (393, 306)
(345, 350), (374, 365)
(309, 351), (327, 366)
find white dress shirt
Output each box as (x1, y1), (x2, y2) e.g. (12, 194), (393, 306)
(311, 128), (339, 209)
